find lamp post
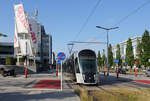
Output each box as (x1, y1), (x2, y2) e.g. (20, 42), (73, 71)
(96, 26), (119, 76)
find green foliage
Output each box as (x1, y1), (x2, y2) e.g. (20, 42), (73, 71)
(102, 49), (106, 66)
(125, 38), (134, 68)
(141, 30), (150, 67)
(108, 44), (113, 66)
(116, 44), (122, 66)
(6, 56), (15, 65)
(97, 51), (102, 69)
(19, 57), (25, 62)
(0, 33), (7, 37)
(136, 37), (142, 67)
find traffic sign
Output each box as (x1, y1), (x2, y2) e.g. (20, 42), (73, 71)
(57, 52), (66, 61)
(57, 60), (61, 64)
(124, 62), (127, 66)
(114, 59), (119, 63)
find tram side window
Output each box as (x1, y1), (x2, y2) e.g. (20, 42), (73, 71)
(75, 58), (80, 73)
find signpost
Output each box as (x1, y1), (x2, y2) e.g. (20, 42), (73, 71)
(56, 52), (66, 91)
(56, 52), (66, 75)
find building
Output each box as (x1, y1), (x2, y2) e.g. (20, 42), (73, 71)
(14, 4), (52, 72)
(0, 42), (14, 64)
(112, 36), (142, 62)
(40, 25), (52, 66)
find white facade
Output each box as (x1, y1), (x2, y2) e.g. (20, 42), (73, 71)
(112, 36), (142, 61)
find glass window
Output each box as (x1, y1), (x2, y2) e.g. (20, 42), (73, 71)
(79, 59), (96, 73)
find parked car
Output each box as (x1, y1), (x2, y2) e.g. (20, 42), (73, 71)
(145, 69), (150, 77)
(0, 66), (16, 77)
(118, 68), (126, 74)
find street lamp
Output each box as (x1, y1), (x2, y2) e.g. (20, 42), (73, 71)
(96, 26), (119, 76)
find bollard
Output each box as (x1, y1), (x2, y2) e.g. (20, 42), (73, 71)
(116, 64), (119, 79)
(56, 63), (58, 76)
(117, 72), (119, 78)
(56, 70), (58, 76)
(134, 68), (137, 77)
(25, 69), (27, 78)
(104, 65), (106, 76)
(24, 61), (27, 78)
(104, 71), (106, 76)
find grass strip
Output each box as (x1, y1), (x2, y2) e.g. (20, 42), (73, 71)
(75, 88), (150, 101)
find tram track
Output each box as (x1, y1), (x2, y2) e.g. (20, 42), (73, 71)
(96, 86), (126, 101)
(67, 79), (123, 101)
(77, 83), (127, 101)
(65, 74), (150, 101)
(65, 77), (138, 101)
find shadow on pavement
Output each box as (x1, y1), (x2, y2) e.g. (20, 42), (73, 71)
(0, 91), (77, 101)
(99, 74), (133, 85)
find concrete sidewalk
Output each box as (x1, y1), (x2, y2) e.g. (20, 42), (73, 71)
(0, 72), (80, 101)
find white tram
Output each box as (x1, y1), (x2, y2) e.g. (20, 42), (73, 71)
(72, 49), (99, 85)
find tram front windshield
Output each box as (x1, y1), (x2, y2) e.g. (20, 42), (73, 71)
(79, 58), (97, 73)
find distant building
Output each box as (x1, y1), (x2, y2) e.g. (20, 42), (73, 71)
(112, 36), (142, 61)
(0, 42), (14, 64)
(40, 25), (52, 65)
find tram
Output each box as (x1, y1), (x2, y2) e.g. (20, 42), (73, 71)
(65, 49), (99, 85)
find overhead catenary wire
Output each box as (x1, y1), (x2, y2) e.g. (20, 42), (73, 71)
(68, 0), (102, 54)
(113, 0), (150, 26)
(91, 0), (150, 42)
(70, 41), (106, 44)
(74, 0), (102, 41)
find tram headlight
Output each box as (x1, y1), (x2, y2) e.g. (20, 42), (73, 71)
(94, 74), (96, 80)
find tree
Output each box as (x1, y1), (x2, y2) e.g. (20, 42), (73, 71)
(102, 49), (106, 66)
(0, 33), (7, 37)
(125, 38), (134, 68)
(6, 56), (15, 65)
(141, 30), (150, 67)
(97, 51), (102, 71)
(136, 37), (142, 67)
(108, 44), (113, 67)
(116, 44), (122, 67)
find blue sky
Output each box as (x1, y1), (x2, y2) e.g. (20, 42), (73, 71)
(0, 0), (150, 56)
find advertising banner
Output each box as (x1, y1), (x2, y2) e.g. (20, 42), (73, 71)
(14, 4), (28, 34)
(14, 23), (19, 47)
(27, 18), (38, 48)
